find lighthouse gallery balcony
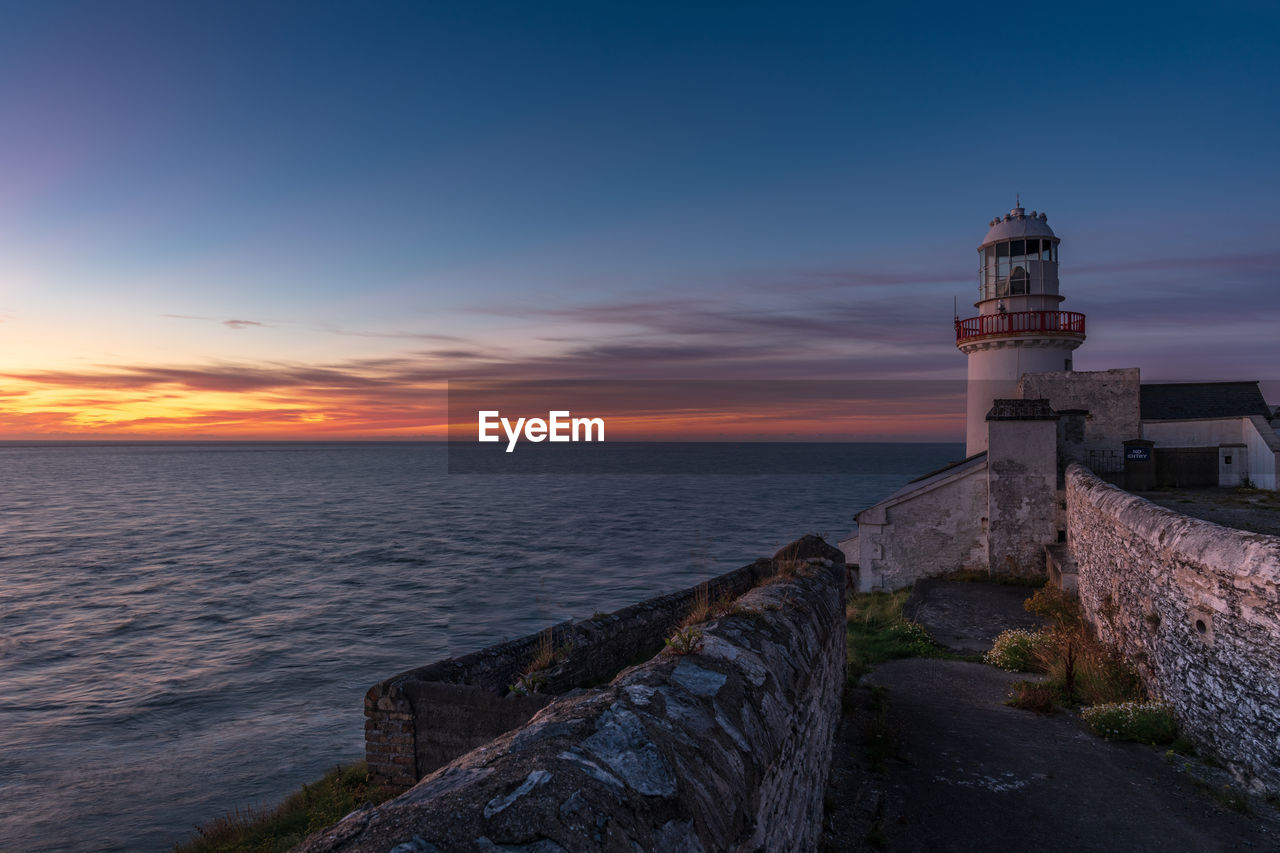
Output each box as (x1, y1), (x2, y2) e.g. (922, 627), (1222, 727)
(955, 310), (1086, 345)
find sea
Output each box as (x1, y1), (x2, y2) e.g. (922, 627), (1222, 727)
(0, 441), (962, 852)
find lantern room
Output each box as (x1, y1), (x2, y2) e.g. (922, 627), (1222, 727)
(977, 206), (1061, 305)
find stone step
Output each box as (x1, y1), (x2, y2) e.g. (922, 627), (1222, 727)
(1044, 542), (1078, 592)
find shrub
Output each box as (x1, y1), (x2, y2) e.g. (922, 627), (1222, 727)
(985, 629), (1048, 672)
(1072, 639), (1144, 706)
(886, 621), (938, 657)
(1033, 626), (1144, 706)
(1024, 585), (1083, 630)
(1081, 701), (1178, 744)
(1007, 680), (1057, 714)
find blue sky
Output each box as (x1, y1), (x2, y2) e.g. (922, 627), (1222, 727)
(0, 1), (1276, 437)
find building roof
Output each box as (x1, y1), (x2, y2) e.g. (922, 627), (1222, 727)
(982, 206), (1057, 247)
(906, 450), (988, 485)
(1140, 381), (1271, 421)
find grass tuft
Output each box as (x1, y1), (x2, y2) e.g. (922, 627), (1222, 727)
(175, 763), (392, 853)
(1081, 701), (1178, 744)
(1006, 680), (1057, 714)
(683, 582), (712, 626)
(846, 588), (946, 683)
(664, 624), (704, 655)
(529, 629), (555, 671)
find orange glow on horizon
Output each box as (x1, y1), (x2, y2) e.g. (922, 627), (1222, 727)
(2, 375), (966, 441)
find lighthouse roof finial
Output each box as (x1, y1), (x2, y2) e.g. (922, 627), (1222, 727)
(981, 200), (1055, 246)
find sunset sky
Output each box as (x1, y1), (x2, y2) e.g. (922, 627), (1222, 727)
(1, 1), (1277, 439)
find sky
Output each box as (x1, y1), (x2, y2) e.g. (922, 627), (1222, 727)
(1, 1), (1277, 440)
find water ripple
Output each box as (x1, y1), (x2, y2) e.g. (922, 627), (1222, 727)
(0, 441), (958, 852)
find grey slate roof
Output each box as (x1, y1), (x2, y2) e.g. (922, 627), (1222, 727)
(1140, 382), (1271, 421)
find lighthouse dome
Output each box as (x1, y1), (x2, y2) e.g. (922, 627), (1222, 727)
(982, 206), (1056, 247)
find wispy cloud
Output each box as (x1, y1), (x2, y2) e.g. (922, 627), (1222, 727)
(320, 325), (469, 342)
(6, 253), (1276, 438)
(162, 313), (270, 330)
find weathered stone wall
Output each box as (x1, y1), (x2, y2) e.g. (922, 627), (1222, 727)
(300, 562), (846, 852)
(987, 401), (1059, 577)
(366, 560), (775, 790)
(1066, 464), (1280, 792)
(856, 454), (988, 591)
(1017, 368), (1141, 454)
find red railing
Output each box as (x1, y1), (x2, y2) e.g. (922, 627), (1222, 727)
(955, 310), (1086, 344)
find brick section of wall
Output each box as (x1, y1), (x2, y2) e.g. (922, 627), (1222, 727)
(362, 690), (417, 791)
(300, 561), (846, 852)
(1066, 464), (1280, 792)
(364, 558), (776, 791)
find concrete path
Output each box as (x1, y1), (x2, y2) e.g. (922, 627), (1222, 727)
(902, 579), (1045, 652)
(823, 582), (1279, 852)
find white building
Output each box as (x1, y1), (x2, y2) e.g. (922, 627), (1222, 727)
(842, 204), (1280, 592)
(959, 203), (1085, 455)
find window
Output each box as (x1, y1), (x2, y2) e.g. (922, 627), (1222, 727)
(1010, 266), (1029, 294)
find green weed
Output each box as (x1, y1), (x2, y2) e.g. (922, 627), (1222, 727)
(176, 763), (391, 853)
(846, 588), (945, 682)
(985, 629), (1049, 673)
(665, 625), (704, 655)
(1081, 701), (1178, 744)
(1006, 680), (1058, 714)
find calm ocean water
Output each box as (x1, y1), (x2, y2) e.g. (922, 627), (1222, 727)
(0, 441), (961, 852)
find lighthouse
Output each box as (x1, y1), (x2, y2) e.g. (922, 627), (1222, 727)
(956, 203), (1086, 455)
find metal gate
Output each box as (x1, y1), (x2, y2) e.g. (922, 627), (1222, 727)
(1154, 447), (1218, 488)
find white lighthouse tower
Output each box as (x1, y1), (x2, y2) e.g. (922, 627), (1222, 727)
(956, 203), (1086, 455)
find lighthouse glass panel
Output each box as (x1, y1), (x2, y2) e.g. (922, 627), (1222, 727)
(982, 247), (996, 295)
(996, 243), (1010, 296)
(1010, 266), (1029, 294)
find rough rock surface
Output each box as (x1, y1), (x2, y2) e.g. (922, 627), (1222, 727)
(297, 562), (845, 852)
(773, 533), (846, 566)
(365, 559), (775, 790)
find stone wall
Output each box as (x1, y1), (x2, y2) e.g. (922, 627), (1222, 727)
(855, 454), (989, 591)
(1017, 368), (1141, 455)
(366, 559), (776, 790)
(300, 561), (846, 852)
(1066, 464), (1280, 792)
(987, 400), (1059, 577)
